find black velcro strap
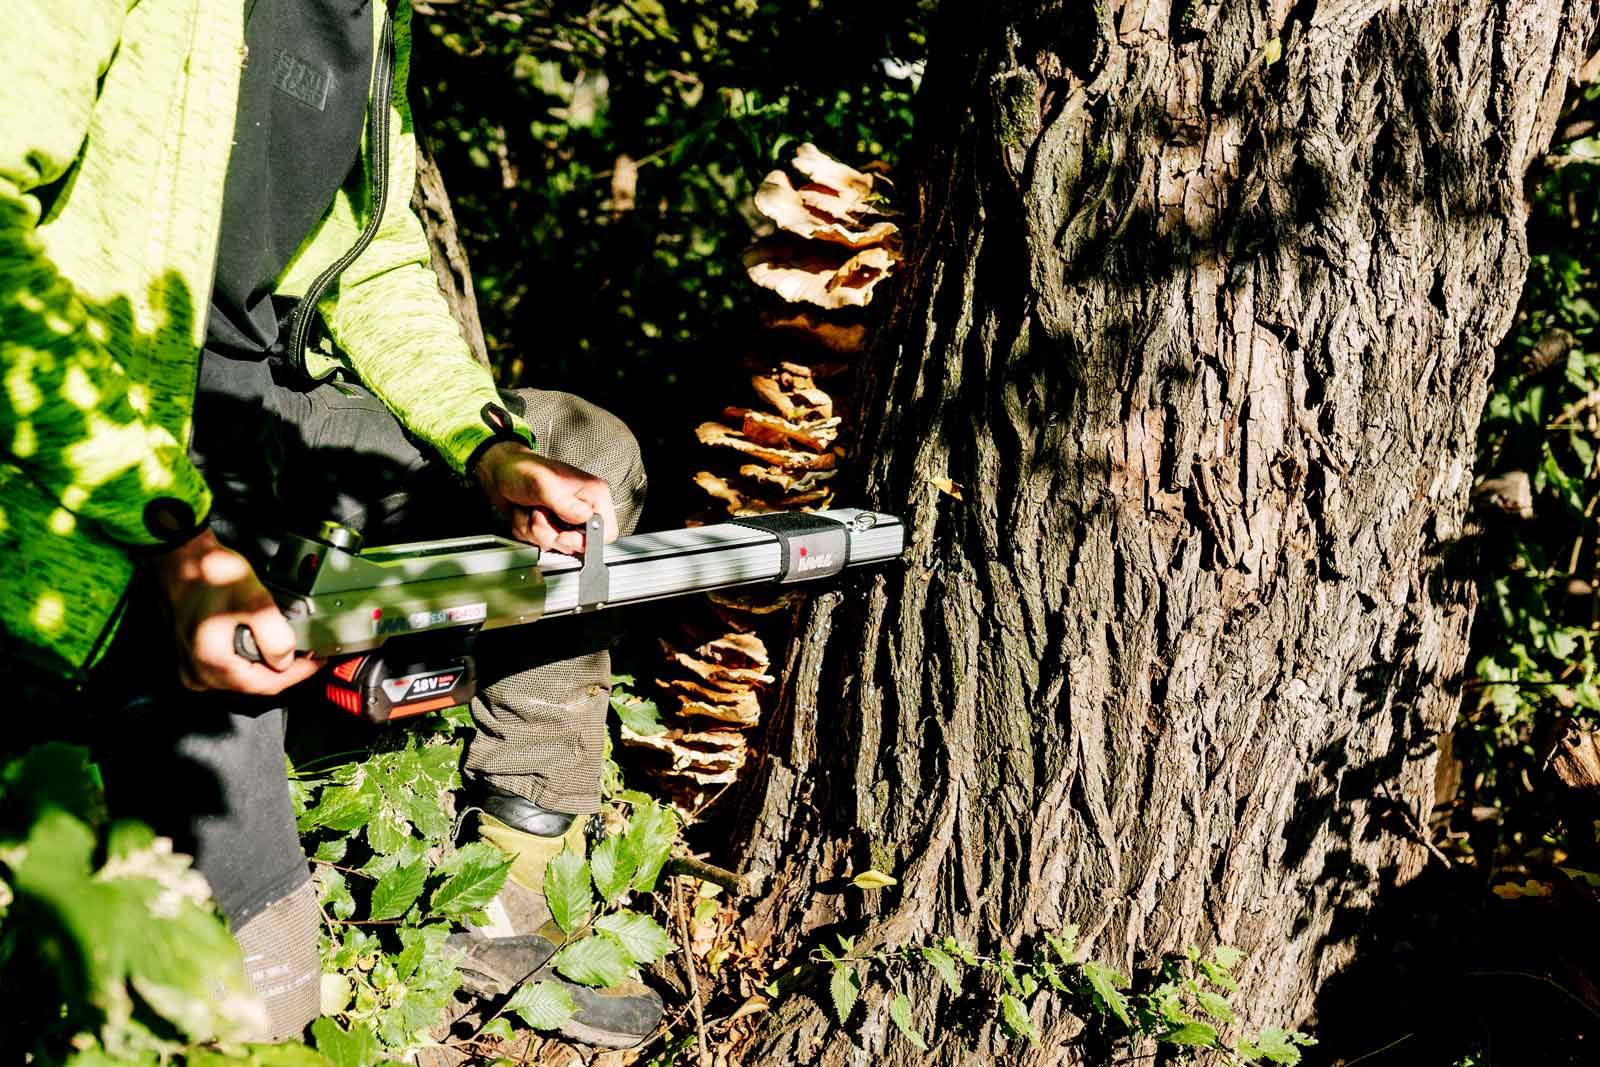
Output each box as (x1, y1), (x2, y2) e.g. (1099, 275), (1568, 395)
(727, 512), (851, 583)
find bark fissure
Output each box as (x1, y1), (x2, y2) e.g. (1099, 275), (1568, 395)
(738, 4), (1596, 1063)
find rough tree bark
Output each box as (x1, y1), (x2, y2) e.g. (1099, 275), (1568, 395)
(412, 131), (493, 370)
(734, 2), (1598, 1063)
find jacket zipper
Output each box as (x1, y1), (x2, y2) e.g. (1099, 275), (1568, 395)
(286, 1), (396, 383)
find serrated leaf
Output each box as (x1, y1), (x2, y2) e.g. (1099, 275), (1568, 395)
(889, 993), (927, 1050)
(1238, 1027), (1314, 1065)
(301, 781), (375, 832)
(1083, 961), (1133, 1028)
(590, 834), (637, 905)
(1196, 987), (1235, 1022)
(431, 845), (514, 917)
(507, 978), (579, 1030)
(851, 869), (897, 890)
(319, 869), (357, 920)
(553, 931), (634, 987)
(1000, 993), (1039, 1045)
(312, 837), (348, 863)
(369, 860), (427, 921)
(829, 964), (861, 1024)
(479, 1017), (515, 1042)
(595, 910), (675, 965)
(612, 692), (666, 735)
(920, 945), (961, 991)
(311, 1017), (380, 1067)
(545, 846), (593, 934)
(366, 804), (412, 855)
(1211, 945), (1243, 970)
(320, 972), (353, 1016)
(1045, 927), (1077, 965)
(1163, 1021), (1220, 1047)
(624, 801), (679, 892)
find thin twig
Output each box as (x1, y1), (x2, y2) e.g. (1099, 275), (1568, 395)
(1341, 1031), (1415, 1067)
(673, 879), (711, 1066)
(666, 855), (748, 896)
(1465, 970), (1600, 1024)
(1378, 784), (1453, 869)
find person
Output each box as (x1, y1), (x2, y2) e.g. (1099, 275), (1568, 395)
(0, 0), (662, 1047)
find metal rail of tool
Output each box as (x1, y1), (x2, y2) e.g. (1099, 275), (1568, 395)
(252, 508), (904, 659)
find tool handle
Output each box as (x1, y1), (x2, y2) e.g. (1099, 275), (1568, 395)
(234, 624), (264, 664)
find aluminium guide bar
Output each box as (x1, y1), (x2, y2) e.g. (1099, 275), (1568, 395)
(257, 508), (905, 658)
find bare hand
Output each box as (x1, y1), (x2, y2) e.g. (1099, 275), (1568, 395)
(155, 528), (322, 694)
(474, 441), (618, 555)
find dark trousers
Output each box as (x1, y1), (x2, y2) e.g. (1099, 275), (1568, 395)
(94, 354), (646, 926)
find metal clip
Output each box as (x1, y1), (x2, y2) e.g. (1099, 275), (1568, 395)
(576, 512), (608, 610)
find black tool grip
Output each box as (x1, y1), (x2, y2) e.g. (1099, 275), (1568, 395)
(234, 624), (264, 664)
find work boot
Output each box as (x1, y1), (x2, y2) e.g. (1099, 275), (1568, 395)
(447, 789), (664, 1049)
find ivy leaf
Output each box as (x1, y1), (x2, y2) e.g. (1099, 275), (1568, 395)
(590, 834), (637, 905)
(850, 869), (897, 890)
(1162, 1021), (1220, 1047)
(920, 945), (961, 991)
(1000, 993), (1040, 1045)
(545, 847), (593, 935)
(595, 910), (675, 965)
(624, 801), (679, 892)
(553, 931), (634, 987)
(829, 964), (861, 1025)
(431, 843), (514, 917)
(1083, 961), (1133, 1028)
(889, 993), (927, 1050)
(311, 1016), (380, 1067)
(507, 978), (578, 1030)
(369, 860), (427, 921)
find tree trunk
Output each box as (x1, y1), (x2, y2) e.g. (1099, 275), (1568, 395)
(734, 2), (1597, 1063)
(411, 129), (492, 370)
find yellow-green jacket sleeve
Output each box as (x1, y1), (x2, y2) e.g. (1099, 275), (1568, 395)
(319, 3), (534, 475)
(0, 0), (213, 546)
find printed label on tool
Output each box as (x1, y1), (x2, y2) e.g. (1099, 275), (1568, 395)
(380, 669), (464, 703)
(373, 602), (488, 637)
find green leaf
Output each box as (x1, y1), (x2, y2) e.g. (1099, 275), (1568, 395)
(553, 931), (634, 987)
(612, 692), (666, 735)
(300, 781), (375, 832)
(1196, 987), (1235, 1022)
(920, 945), (961, 991)
(312, 1017), (380, 1067)
(624, 801), (679, 892)
(507, 978), (579, 1030)
(595, 910), (675, 965)
(320, 869), (357, 920)
(1237, 1027), (1316, 1065)
(431, 843), (514, 917)
(2, 742), (104, 825)
(1083, 961), (1133, 1028)
(545, 846), (593, 935)
(1044, 926), (1078, 965)
(369, 860), (426, 921)
(479, 1017), (516, 1041)
(590, 834), (638, 904)
(312, 837), (348, 863)
(365, 804), (412, 855)
(1000, 993), (1039, 1045)
(1162, 1021), (1220, 1047)
(889, 992), (927, 1050)
(851, 869), (897, 890)
(829, 964), (861, 1025)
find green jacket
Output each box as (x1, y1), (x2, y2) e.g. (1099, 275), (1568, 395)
(1, 0), (535, 675)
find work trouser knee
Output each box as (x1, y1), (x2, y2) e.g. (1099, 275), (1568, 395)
(462, 389), (647, 815)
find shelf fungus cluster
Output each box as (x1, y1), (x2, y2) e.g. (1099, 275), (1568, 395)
(621, 145), (900, 809)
